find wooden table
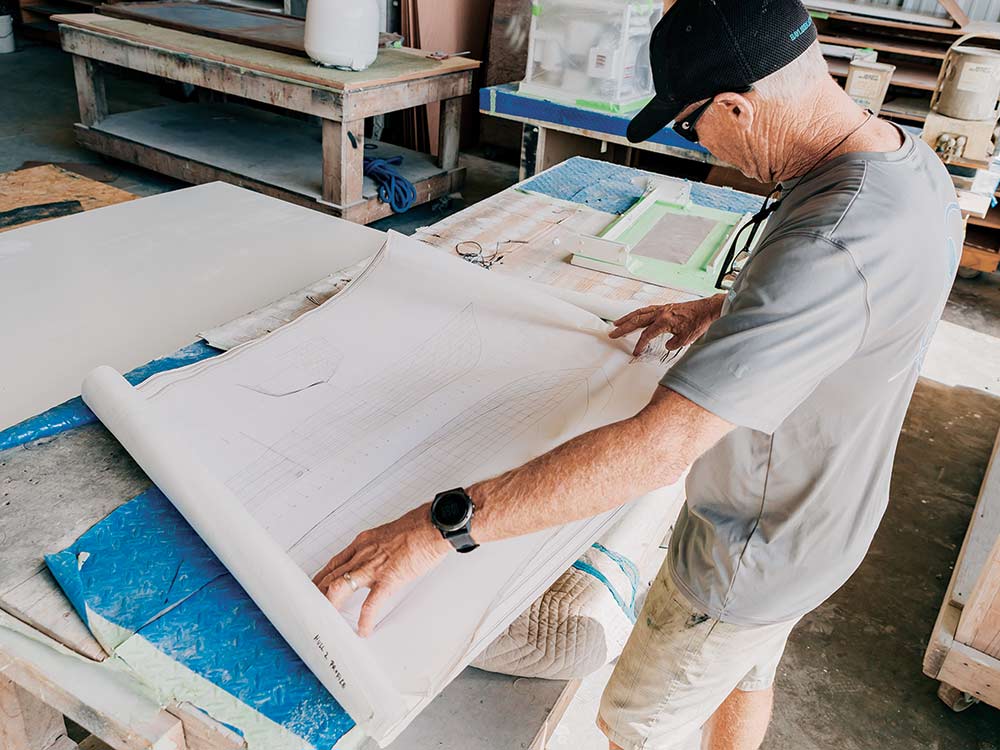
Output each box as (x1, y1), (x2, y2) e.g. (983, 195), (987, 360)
(480, 84), (722, 182)
(0, 182), (580, 750)
(54, 14), (479, 224)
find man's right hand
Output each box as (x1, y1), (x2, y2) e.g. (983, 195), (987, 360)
(610, 294), (726, 357)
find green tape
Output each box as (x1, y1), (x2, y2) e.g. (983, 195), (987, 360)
(574, 95), (653, 114)
(809, 10), (829, 19)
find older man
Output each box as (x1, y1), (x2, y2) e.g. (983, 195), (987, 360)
(314, 0), (963, 747)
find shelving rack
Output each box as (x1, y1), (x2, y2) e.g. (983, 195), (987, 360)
(810, 2), (1000, 272)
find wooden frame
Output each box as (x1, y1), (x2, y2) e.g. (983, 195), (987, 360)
(924, 429), (1000, 710)
(55, 14), (477, 224)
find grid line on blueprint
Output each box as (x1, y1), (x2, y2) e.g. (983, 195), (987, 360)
(225, 305), (483, 514)
(289, 368), (595, 574)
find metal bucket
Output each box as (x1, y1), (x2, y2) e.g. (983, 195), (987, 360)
(938, 45), (1000, 121)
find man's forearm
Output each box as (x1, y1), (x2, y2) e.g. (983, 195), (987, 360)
(468, 385), (732, 544)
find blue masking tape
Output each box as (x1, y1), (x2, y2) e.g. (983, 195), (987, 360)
(521, 157), (766, 216)
(0, 341), (220, 452)
(46, 488), (354, 748)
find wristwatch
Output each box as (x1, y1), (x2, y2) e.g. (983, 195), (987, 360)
(430, 487), (479, 553)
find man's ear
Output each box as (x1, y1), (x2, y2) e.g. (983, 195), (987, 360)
(713, 92), (755, 130)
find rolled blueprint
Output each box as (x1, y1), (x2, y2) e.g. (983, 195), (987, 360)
(81, 365), (410, 743)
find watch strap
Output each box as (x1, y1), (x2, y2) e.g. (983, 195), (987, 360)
(444, 529), (479, 553)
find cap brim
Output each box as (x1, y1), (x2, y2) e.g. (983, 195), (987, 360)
(627, 95), (683, 144)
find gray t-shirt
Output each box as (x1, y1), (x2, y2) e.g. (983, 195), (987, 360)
(661, 131), (963, 626)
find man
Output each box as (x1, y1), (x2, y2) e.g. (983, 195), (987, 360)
(314, 0), (963, 747)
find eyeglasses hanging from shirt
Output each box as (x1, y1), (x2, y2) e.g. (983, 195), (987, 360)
(713, 110), (875, 291)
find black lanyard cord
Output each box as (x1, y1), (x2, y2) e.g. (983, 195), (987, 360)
(713, 110), (876, 291)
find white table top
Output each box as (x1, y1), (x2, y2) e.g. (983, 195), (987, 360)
(0, 182), (384, 429)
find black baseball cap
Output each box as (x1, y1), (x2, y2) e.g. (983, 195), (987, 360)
(627, 0), (818, 143)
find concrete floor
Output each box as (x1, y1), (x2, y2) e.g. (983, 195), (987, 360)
(5, 39), (1000, 749)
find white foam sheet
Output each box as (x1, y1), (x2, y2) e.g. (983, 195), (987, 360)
(0, 182), (383, 429)
(82, 231), (666, 745)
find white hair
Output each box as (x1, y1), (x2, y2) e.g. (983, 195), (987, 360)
(750, 41), (830, 102)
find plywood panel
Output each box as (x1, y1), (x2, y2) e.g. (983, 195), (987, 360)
(0, 165), (135, 233)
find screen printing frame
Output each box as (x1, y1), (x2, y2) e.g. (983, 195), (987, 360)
(570, 181), (758, 297)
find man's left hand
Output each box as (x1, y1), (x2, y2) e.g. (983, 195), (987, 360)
(313, 504), (451, 637)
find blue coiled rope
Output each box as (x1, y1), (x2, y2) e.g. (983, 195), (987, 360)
(363, 155), (417, 213)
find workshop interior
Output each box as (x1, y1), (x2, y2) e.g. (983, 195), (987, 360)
(2, 1), (1000, 749)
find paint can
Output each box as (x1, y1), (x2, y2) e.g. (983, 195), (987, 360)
(936, 45), (1000, 121)
(0, 15), (15, 55)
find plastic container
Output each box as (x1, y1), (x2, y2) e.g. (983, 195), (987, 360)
(519, 0), (661, 114)
(937, 45), (1000, 121)
(304, 0), (379, 71)
(0, 15), (14, 55)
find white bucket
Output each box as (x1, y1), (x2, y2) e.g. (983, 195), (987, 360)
(0, 16), (14, 55)
(304, 0), (378, 71)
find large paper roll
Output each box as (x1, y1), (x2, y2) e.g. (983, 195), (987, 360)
(82, 365), (410, 743)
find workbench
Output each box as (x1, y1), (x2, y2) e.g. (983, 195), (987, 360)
(480, 84), (722, 181)
(0, 158), (764, 750)
(54, 13), (479, 224)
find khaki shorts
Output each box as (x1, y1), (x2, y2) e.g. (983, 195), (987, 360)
(597, 565), (798, 750)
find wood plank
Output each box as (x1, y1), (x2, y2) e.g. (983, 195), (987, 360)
(60, 24), (344, 119)
(0, 425), (150, 655)
(955, 432), (1000, 655)
(98, 1), (309, 56)
(951, 434), (1000, 607)
(936, 0), (971, 26)
(825, 54), (939, 91)
(0, 610), (188, 750)
(961, 243), (1000, 273)
(938, 641), (1000, 709)
(818, 31), (947, 59)
(73, 119), (462, 224)
(2, 571), (107, 661)
(166, 704), (245, 750)
(880, 95), (930, 122)
(72, 103), (447, 208)
(969, 205), (1000, 231)
(54, 14), (479, 92)
(0, 676), (69, 750)
(808, 1), (956, 27)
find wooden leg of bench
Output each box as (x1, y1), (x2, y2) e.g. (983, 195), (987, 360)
(0, 676), (69, 750)
(71, 56), (108, 127)
(437, 97), (462, 171)
(321, 118), (365, 206)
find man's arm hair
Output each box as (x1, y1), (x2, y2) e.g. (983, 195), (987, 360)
(469, 385), (733, 543)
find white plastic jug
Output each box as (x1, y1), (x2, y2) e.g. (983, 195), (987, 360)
(304, 0), (379, 71)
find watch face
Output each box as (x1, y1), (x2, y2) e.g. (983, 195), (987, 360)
(434, 491), (471, 530)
